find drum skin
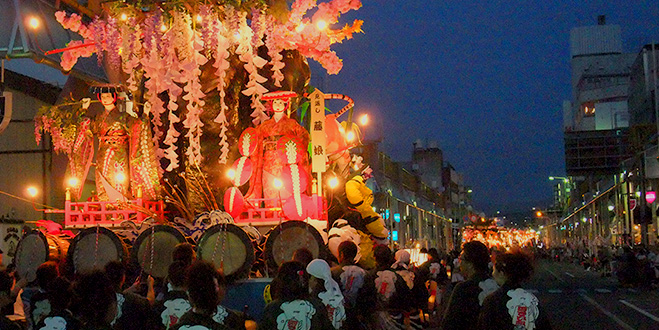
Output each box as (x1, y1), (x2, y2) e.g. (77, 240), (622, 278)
(67, 226), (127, 275)
(197, 223), (254, 282)
(264, 220), (327, 269)
(15, 231), (69, 282)
(132, 225), (188, 278)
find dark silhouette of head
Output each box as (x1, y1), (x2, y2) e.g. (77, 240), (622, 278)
(292, 248), (313, 266)
(338, 241), (358, 265)
(274, 261), (309, 301)
(461, 241), (491, 274)
(186, 260), (225, 315)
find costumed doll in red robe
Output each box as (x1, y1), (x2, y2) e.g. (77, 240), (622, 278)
(245, 91), (310, 208)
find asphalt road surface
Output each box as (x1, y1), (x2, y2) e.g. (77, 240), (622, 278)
(528, 260), (659, 330)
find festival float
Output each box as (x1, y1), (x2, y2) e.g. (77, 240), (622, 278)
(462, 225), (539, 251)
(13, 0), (388, 315)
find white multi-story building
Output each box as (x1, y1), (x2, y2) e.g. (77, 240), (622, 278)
(563, 16), (635, 177)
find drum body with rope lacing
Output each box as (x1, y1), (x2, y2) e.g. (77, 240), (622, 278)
(196, 223), (254, 282)
(263, 220), (329, 270)
(15, 230), (70, 281)
(67, 226), (127, 274)
(131, 224), (188, 278)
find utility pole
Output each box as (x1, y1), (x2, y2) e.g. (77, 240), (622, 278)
(653, 42), (658, 239)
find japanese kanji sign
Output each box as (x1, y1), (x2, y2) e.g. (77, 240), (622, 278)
(309, 89), (327, 173)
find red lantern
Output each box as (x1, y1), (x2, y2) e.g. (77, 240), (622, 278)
(238, 128), (258, 157)
(282, 164), (309, 194)
(277, 136), (305, 165)
(230, 156), (253, 186)
(223, 187), (245, 219)
(282, 195), (319, 220)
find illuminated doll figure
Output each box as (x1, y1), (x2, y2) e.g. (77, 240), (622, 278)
(246, 91), (310, 208)
(73, 85), (160, 201)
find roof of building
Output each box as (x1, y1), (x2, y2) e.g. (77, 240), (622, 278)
(3, 69), (61, 104)
(0, 0), (107, 82)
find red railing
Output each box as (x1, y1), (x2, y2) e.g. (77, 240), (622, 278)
(234, 195), (326, 226)
(64, 199), (165, 228)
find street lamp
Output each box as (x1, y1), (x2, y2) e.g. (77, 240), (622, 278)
(28, 17), (40, 30)
(328, 177), (339, 189)
(26, 186), (38, 198)
(549, 176), (569, 183)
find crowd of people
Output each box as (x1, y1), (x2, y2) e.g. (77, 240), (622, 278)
(547, 242), (659, 287)
(0, 240), (551, 330)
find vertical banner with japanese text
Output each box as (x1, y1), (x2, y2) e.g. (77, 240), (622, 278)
(309, 89), (327, 173)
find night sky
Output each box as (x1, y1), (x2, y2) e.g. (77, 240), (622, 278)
(311, 1), (659, 214)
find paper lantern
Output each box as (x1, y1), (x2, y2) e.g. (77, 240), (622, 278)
(238, 128), (258, 157)
(223, 187), (245, 219)
(282, 164), (309, 195)
(230, 156), (253, 186)
(277, 136), (305, 165)
(282, 195), (318, 220)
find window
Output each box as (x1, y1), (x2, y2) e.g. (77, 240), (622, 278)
(581, 102), (595, 117)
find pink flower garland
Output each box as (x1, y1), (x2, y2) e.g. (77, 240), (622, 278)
(52, 1), (364, 172)
(179, 28), (208, 166)
(235, 14), (269, 125)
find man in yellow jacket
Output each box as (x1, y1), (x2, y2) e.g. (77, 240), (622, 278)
(345, 166), (389, 243)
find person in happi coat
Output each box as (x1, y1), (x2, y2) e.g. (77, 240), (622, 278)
(73, 271), (116, 330)
(105, 261), (160, 330)
(391, 250), (427, 330)
(477, 252), (552, 330)
(172, 261), (245, 330)
(330, 241), (367, 329)
(156, 261), (190, 329)
(363, 245), (411, 330)
(307, 259), (346, 329)
(418, 248), (448, 314)
(259, 261), (332, 330)
(442, 241), (499, 330)
(0, 270), (21, 330)
(33, 276), (81, 330)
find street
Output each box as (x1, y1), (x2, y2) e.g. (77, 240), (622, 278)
(528, 260), (659, 330)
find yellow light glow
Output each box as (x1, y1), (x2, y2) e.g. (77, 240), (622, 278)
(536, 211), (543, 217)
(346, 131), (355, 142)
(328, 177), (339, 189)
(115, 172), (126, 183)
(160, 24), (168, 32)
(273, 178), (283, 189)
(316, 20), (328, 30)
(227, 169), (236, 180)
(359, 114), (369, 126)
(234, 32), (241, 40)
(120, 13), (128, 21)
(28, 17), (40, 29)
(196, 15), (202, 23)
(67, 177), (80, 187)
(295, 24), (306, 33)
(27, 186), (38, 198)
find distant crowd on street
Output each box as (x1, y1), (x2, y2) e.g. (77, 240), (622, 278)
(544, 241), (659, 288)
